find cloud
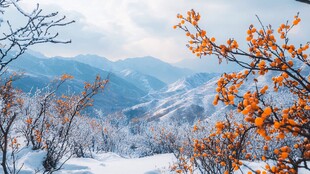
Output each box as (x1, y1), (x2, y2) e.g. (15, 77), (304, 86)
(8, 0), (310, 65)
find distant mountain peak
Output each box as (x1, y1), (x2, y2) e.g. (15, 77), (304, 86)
(76, 54), (109, 60)
(165, 72), (218, 92)
(118, 56), (167, 63)
(115, 56), (194, 84)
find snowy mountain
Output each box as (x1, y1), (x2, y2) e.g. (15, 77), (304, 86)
(69, 55), (179, 92)
(8, 53), (146, 114)
(6, 53), (201, 116)
(72, 55), (193, 85)
(115, 73), (223, 123)
(114, 69), (294, 123)
(69, 55), (198, 91)
(115, 56), (193, 84)
(164, 72), (219, 93)
(118, 69), (166, 92)
(9, 52), (288, 124)
(71, 54), (116, 71)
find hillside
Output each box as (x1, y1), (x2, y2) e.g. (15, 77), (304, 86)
(71, 55), (194, 84)
(116, 73), (222, 123)
(8, 53), (147, 114)
(115, 56), (193, 84)
(114, 69), (296, 123)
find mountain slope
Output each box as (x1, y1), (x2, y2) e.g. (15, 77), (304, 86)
(115, 56), (193, 84)
(118, 69), (166, 92)
(8, 53), (146, 114)
(164, 72), (219, 93)
(69, 55), (168, 93)
(115, 70), (293, 123)
(71, 54), (116, 71)
(116, 73), (222, 123)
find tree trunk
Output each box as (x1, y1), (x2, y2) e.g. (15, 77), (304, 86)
(1, 133), (9, 174)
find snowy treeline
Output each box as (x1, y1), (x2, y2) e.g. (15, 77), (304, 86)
(0, 73), (307, 174)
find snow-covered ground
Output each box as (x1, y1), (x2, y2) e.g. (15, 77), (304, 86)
(2, 148), (309, 174)
(59, 154), (310, 174)
(57, 153), (175, 174)
(5, 148), (176, 174)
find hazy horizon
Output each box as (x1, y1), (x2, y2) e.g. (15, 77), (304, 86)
(7, 0), (307, 64)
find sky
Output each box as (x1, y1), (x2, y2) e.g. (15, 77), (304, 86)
(4, 0), (310, 63)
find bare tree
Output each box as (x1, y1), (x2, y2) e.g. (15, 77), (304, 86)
(0, 1), (73, 173)
(0, 0), (74, 72)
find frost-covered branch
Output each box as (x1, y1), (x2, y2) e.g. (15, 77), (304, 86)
(0, 0), (74, 72)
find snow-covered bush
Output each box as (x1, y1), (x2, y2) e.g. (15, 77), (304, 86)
(0, 0), (72, 172)
(40, 75), (107, 172)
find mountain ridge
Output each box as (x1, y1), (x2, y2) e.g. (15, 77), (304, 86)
(8, 53), (147, 114)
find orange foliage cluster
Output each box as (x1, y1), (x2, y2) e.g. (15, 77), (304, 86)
(22, 74), (108, 152)
(172, 117), (253, 174)
(60, 74), (74, 81)
(174, 9), (310, 174)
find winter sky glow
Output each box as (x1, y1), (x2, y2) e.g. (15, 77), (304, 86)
(14, 0), (310, 63)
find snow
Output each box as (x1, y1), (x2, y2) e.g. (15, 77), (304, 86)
(119, 73), (221, 122)
(120, 69), (134, 77)
(235, 161), (269, 174)
(2, 147), (310, 174)
(60, 155), (310, 174)
(5, 149), (176, 174)
(16, 147), (47, 173)
(0, 147), (47, 173)
(59, 153), (175, 174)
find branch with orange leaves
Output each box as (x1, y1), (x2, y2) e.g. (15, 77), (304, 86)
(172, 114), (255, 174)
(175, 9), (310, 173)
(23, 73), (74, 150)
(43, 74), (108, 172)
(174, 10), (310, 93)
